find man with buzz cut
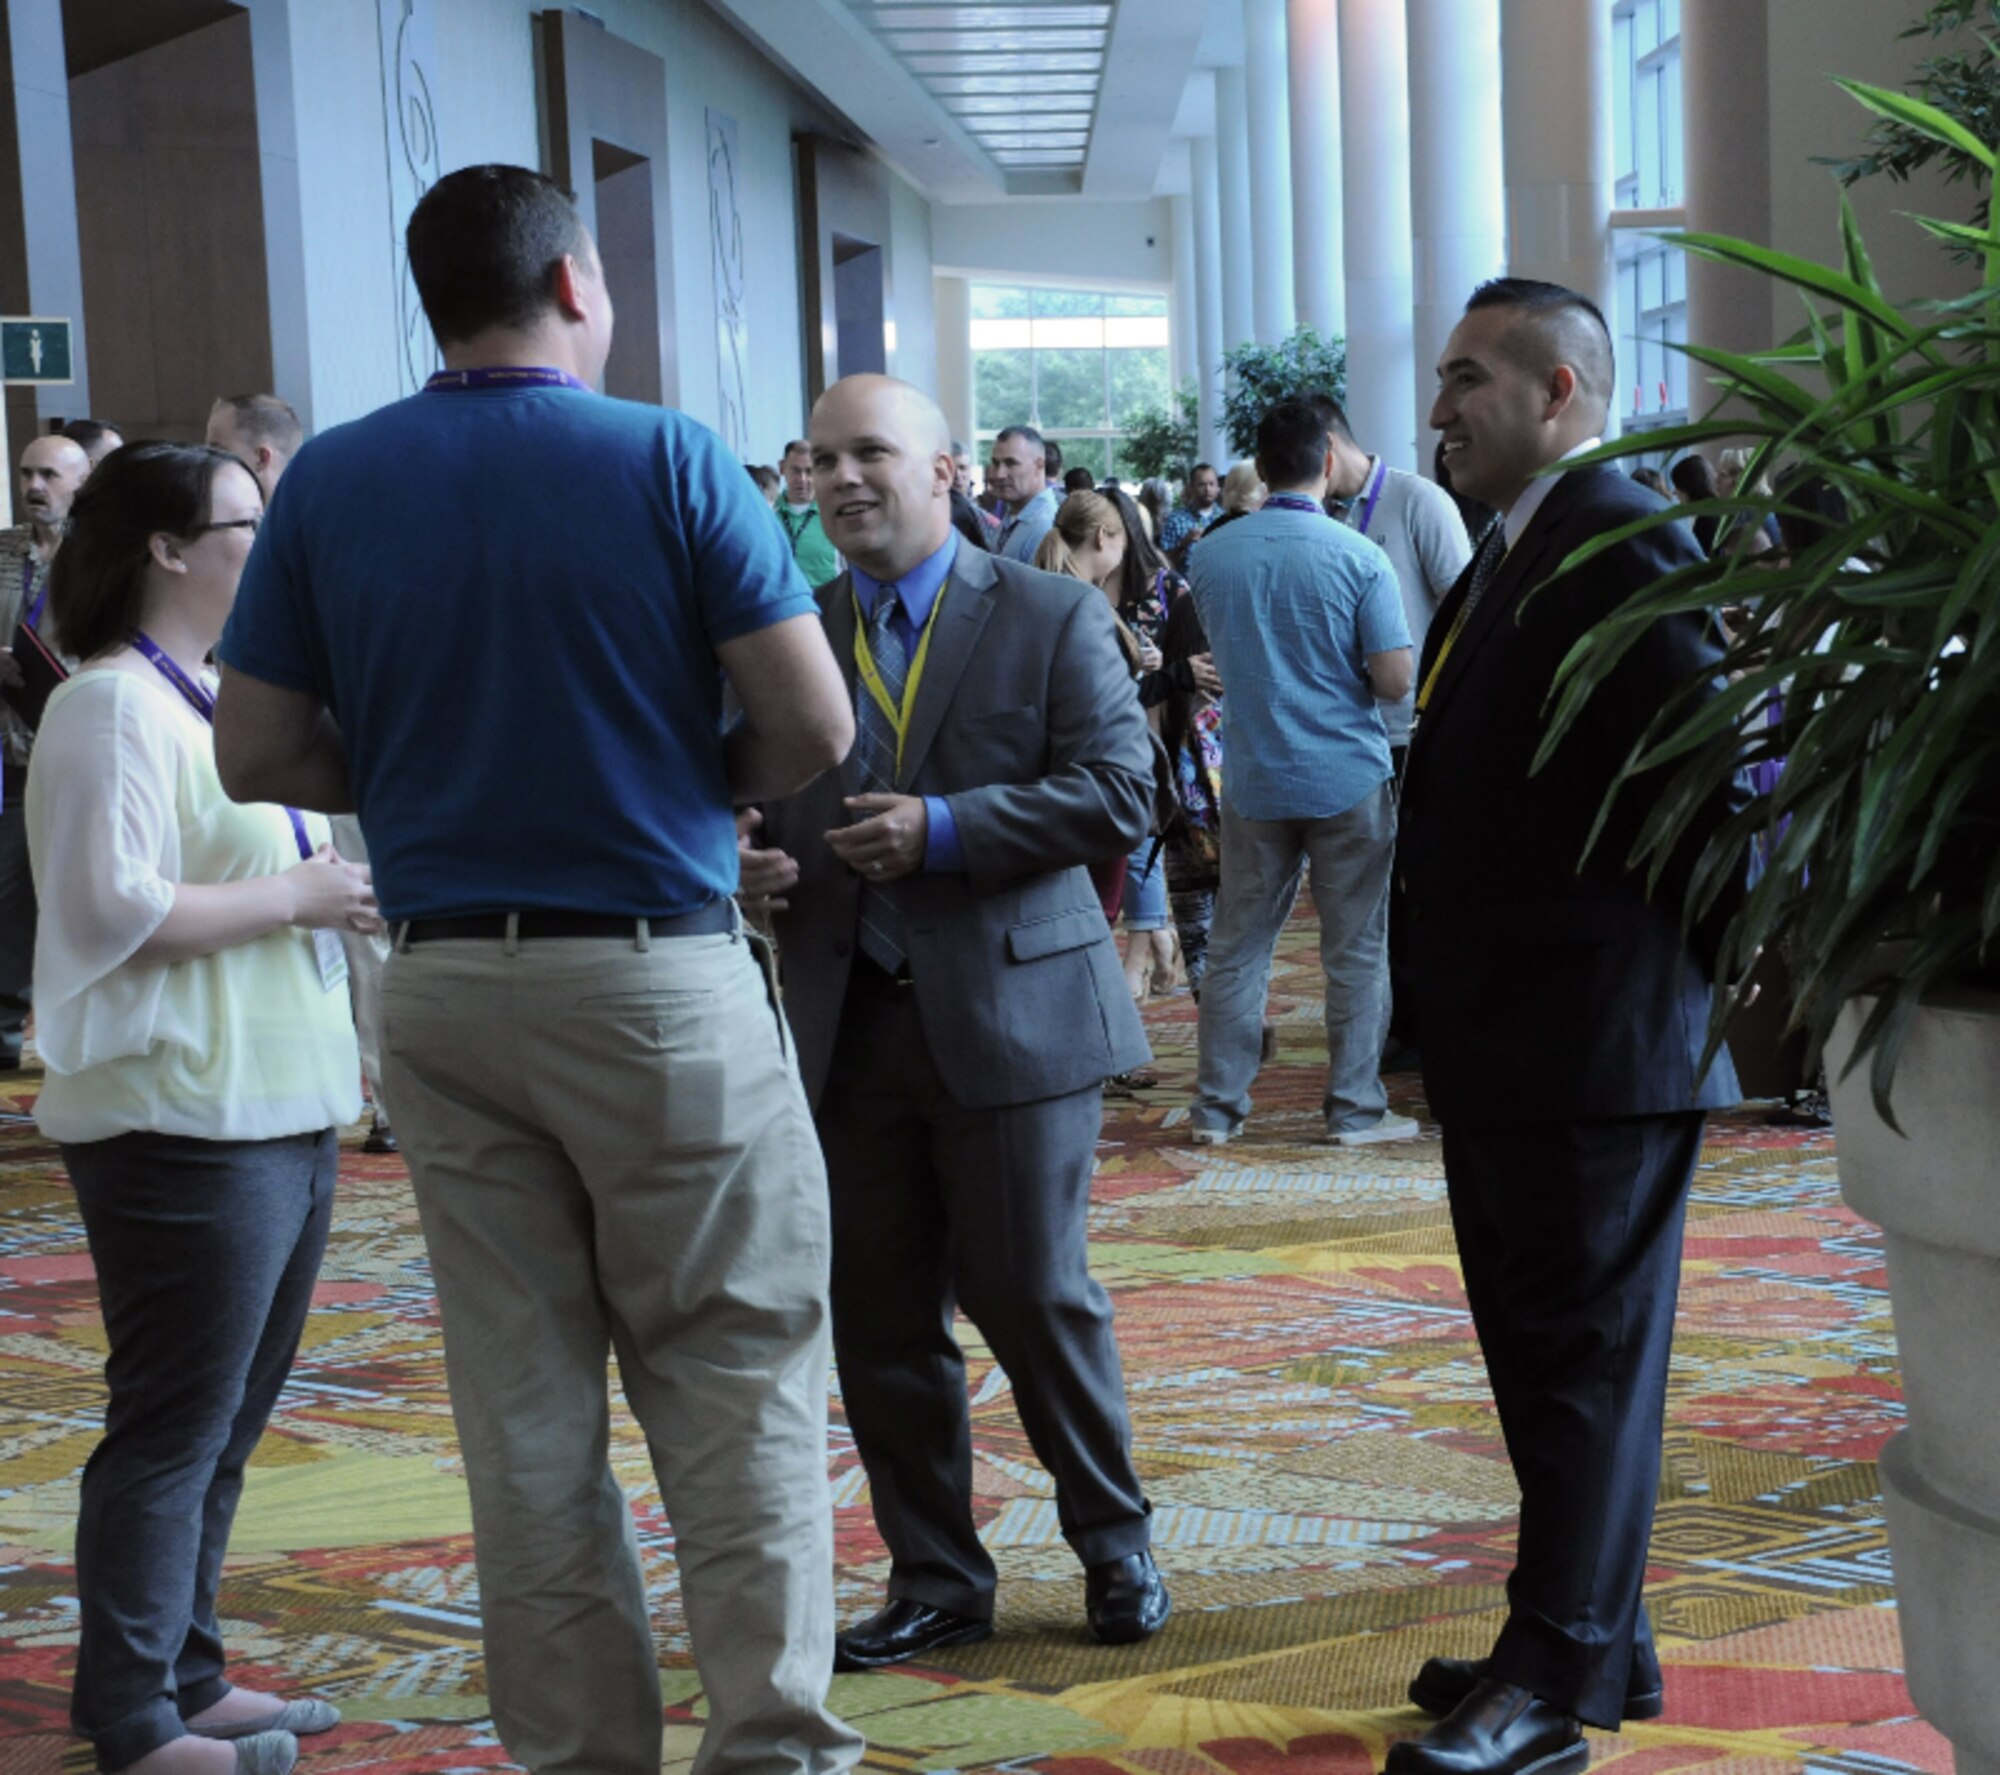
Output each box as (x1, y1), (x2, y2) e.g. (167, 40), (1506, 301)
(206, 394), (305, 502)
(1390, 278), (1743, 1775)
(777, 436), (841, 586)
(212, 162), (861, 1775)
(990, 423), (1060, 562)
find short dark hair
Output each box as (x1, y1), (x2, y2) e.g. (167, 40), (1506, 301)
(1044, 438), (1064, 475)
(211, 393), (303, 457)
(1669, 453), (1717, 501)
(1464, 277), (1615, 421)
(995, 424), (1046, 459)
(1063, 466), (1096, 494)
(1256, 398), (1333, 490)
(60, 419), (120, 453)
(46, 443), (249, 663)
(1303, 392), (1352, 441)
(407, 164), (590, 346)
(782, 438), (810, 461)
(748, 463), (780, 494)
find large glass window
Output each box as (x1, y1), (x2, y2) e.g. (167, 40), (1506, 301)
(1611, 0), (1686, 441)
(969, 283), (1172, 482)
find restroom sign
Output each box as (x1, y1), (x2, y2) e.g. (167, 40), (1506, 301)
(0, 318), (74, 385)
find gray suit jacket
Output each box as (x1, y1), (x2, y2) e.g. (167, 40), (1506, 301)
(762, 544), (1154, 1111)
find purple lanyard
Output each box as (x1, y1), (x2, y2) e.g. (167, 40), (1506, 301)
(130, 631), (314, 862)
(1348, 459), (1387, 540)
(21, 558), (45, 631)
(424, 365), (593, 393)
(1264, 492), (1326, 516)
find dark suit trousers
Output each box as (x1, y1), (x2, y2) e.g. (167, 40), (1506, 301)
(1443, 1112), (1701, 1728)
(817, 970), (1151, 1620)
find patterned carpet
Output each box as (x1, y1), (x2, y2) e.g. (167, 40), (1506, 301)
(0, 908), (1941, 1774)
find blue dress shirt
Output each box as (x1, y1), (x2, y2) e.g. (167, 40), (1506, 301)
(851, 532), (965, 872)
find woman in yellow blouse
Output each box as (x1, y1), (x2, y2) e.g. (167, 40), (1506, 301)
(28, 442), (377, 1775)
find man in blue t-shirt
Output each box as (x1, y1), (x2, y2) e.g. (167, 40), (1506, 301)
(1187, 398), (1417, 1151)
(213, 165), (861, 1775)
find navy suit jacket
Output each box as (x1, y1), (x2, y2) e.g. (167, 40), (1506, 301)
(1399, 465), (1743, 1129)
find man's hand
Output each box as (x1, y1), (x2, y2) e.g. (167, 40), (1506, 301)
(735, 808), (800, 914)
(825, 793), (928, 882)
(1190, 653), (1222, 698)
(0, 648), (22, 691)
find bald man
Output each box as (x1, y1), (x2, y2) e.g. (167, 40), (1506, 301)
(748, 374), (1171, 1668)
(1389, 279), (1742, 1775)
(0, 432), (89, 1067)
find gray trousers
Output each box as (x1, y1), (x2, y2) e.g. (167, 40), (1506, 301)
(63, 1128), (337, 1773)
(1, 765), (34, 1059)
(1192, 781), (1396, 1137)
(379, 923), (860, 1775)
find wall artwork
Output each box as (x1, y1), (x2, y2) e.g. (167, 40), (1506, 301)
(706, 108), (749, 455)
(378, 0), (442, 395)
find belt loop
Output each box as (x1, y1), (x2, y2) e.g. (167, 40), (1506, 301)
(635, 917), (652, 953)
(727, 897), (744, 943)
(503, 911), (520, 957)
(393, 919), (411, 955)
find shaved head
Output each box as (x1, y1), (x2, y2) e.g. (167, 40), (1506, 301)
(809, 375), (955, 579)
(813, 374), (953, 457)
(18, 434), (90, 532)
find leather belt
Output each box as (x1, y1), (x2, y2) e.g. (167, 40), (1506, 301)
(399, 903), (735, 944)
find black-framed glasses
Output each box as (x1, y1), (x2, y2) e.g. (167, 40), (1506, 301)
(197, 516), (262, 535)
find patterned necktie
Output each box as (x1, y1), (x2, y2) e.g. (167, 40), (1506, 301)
(854, 586), (908, 974)
(1455, 520), (1508, 629)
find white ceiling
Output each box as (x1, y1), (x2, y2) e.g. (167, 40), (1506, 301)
(701, 0), (1227, 202)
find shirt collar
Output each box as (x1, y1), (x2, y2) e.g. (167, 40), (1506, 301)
(1503, 438), (1602, 552)
(853, 531), (960, 627)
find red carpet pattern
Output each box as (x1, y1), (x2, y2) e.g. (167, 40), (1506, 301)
(0, 910), (1939, 1772)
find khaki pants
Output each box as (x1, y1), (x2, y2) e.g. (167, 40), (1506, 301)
(379, 922), (859, 1775)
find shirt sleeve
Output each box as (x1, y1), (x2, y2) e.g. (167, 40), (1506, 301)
(922, 795), (965, 871)
(1408, 479), (1475, 610)
(216, 471), (331, 696)
(679, 423), (819, 645)
(1355, 553), (1414, 656)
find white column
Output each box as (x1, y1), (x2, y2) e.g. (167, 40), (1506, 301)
(1288, 0), (1345, 340)
(1501, 0), (1617, 336)
(1170, 193), (1200, 403)
(1682, 0), (1772, 367)
(1244, 0), (1296, 344)
(933, 274), (975, 453)
(1407, 0), (1505, 443)
(1191, 134), (1228, 467)
(1338, 0), (1418, 469)
(1215, 66), (1255, 373)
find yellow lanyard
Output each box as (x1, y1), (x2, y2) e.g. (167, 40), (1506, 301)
(853, 582), (949, 776)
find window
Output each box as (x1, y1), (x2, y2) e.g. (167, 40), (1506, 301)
(1611, 0), (1686, 440)
(969, 283), (1171, 482)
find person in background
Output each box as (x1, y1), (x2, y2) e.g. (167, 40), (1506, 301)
(1668, 452), (1722, 557)
(777, 437), (842, 586)
(1157, 588), (1224, 994)
(950, 441), (1000, 546)
(30, 440), (376, 1775)
(1629, 466), (1669, 499)
(61, 419), (124, 469)
(1158, 462), (1221, 568)
(1199, 462), (1266, 541)
(205, 397), (304, 497)
(1063, 466), (1097, 496)
(1136, 477), (1173, 544)
(991, 424), (1060, 563)
(749, 462), (782, 505)
(0, 431), (91, 1070)
(1044, 437), (1065, 484)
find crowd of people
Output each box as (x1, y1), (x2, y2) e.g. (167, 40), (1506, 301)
(0, 163), (1754, 1775)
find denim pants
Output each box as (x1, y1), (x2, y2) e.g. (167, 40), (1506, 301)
(63, 1128), (337, 1772)
(1119, 839), (1169, 932)
(1192, 782), (1395, 1136)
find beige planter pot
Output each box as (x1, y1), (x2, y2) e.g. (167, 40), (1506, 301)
(1829, 988), (2000, 1775)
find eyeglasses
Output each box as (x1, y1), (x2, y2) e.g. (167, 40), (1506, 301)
(196, 516), (262, 536)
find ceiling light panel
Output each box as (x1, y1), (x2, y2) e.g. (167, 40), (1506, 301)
(925, 72), (1099, 92)
(904, 51), (1102, 73)
(881, 29), (1107, 52)
(942, 93), (1094, 114)
(856, 4), (1112, 22)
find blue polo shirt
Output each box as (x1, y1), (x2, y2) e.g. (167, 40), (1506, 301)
(219, 383), (817, 921)
(1188, 496), (1411, 821)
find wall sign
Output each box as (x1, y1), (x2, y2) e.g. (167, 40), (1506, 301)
(0, 318), (74, 385)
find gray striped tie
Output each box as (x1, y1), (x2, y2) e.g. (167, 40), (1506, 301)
(855, 587), (907, 974)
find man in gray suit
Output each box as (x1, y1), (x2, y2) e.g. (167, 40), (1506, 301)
(746, 374), (1171, 1670)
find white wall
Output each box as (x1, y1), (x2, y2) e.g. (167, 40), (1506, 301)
(932, 197), (1175, 289)
(281, 0), (936, 449)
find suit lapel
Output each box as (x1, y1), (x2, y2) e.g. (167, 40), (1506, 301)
(821, 575), (866, 799)
(896, 546), (997, 787)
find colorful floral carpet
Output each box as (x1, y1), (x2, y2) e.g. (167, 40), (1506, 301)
(0, 909), (1940, 1773)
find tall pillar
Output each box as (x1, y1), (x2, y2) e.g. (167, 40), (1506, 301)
(1170, 193), (1199, 399)
(1682, 0), (1772, 369)
(1191, 133), (1228, 467)
(933, 274), (974, 452)
(1288, 0), (1345, 340)
(1244, 0), (1296, 345)
(1407, 0), (1505, 440)
(1501, 0), (1617, 354)
(1215, 66), (1255, 371)
(1338, 0), (1417, 468)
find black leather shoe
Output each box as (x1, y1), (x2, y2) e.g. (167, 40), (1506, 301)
(1085, 1550), (1170, 1644)
(1409, 1655), (1664, 1722)
(832, 1599), (991, 1672)
(1384, 1679), (1587, 1775)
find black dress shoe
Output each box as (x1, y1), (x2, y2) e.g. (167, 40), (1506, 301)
(1085, 1550), (1170, 1644)
(1409, 1654), (1664, 1722)
(832, 1599), (991, 1672)
(1384, 1679), (1586, 1775)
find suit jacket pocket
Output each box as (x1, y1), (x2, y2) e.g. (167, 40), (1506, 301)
(1006, 906), (1106, 962)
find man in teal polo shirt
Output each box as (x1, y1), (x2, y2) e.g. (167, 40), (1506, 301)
(777, 437), (841, 585)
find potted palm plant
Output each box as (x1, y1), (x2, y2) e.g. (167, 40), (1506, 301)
(1533, 81), (2000, 1774)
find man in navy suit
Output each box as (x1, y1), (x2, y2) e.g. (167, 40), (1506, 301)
(1387, 280), (1742, 1775)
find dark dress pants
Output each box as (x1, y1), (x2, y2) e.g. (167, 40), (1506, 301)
(63, 1129), (337, 1772)
(817, 970), (1151, 1620)
(0, 765), (34, 1061)
(1442, 1112), (1702, 1729)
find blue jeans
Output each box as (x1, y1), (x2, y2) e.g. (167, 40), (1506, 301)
(1119, 839), (1168, 932)
(64, 1128), (337, 1772)
(1192, 782), (1395, 1137)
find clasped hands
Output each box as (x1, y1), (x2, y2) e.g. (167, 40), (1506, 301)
(736, 793), (928, 915)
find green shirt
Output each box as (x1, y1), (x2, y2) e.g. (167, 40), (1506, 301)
(777, 501), (840, 587)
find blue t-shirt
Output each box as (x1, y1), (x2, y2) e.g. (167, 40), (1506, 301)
(1188, 501), (1412, 822)
(219, 385), (817, 922)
